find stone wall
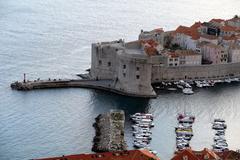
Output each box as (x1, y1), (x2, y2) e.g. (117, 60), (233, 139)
(92, 110), (127, 152)
(152, 62), (240, 82)
(114, 50), (156, 97)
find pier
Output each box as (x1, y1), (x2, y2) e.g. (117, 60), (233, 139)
(10, 76), (157, 98)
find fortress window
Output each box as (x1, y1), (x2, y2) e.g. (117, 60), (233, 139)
(136, 67), (140, 71)
(136, 75), (140, 79)
(123, 64), (126, 69)
(99, 60), (102, 65)
(108, 62), (111, 66)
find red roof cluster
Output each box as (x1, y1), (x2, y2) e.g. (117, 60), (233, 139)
(141, 39), (159, 56)
(220, 25), (238, 32)
(33, 149), (160, 160)
(175, 24), (200, 40)
(210, 19), (225, 23)
(172, 148), (240, 160)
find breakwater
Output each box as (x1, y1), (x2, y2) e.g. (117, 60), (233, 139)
(10, 78), (156, 98)
(92, 110), (127, 152)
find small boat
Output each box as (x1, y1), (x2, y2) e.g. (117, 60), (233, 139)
(212, 124), (227, 130)
(182, 88), (194, 95)
(178, 113), (195, 123)
(214, 119), (225, 123)
(168, 87), (177, 91)
(133, 142), (148, 148)
(177, 85), (184, 89)
(224, 79), (231, 83)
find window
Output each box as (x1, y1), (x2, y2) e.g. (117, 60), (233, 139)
(136, 67), (140, 71)
(123, 64), (126, 69)
(108, 62), (111, 66)
(99, 60), (102, 65)
(175, 63), (178, 66)
(174, 58), (178, 61)
(115, 48), (118, 51)
(123, 73), (126, 77)
(169, 63), (173, 66)
(169, 58), (173, 61)
(136, 75), (140, 79)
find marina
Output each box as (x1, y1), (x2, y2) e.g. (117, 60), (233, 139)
(212, 119), (229, 152)
(130, 113), (157, 155)
(175, 113), (195, 151)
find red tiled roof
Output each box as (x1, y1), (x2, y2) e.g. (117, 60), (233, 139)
(175, 25), (191, 35)
(172, 148), (221, 160)
(190, 22), (202, 29)
(226, 17), (240, 22)
(33, 149), (160, 160)
(220, 25), (238, 32)
(210, 19), (225, 23)
(223, 35), (238, 41)
(172, 149), (199, 160)
(141, 39), (159, 56)
(218, 150), (240, 160)
(175, 25), (200, 40)
(152, 28), (164, 33)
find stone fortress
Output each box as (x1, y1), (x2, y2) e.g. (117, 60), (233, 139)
(89, 16), (240, 98)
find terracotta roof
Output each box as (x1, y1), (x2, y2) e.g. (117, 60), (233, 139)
(175, 25), (191, 35)
(227, 17), (240, 22)
(172, 148), (221, 160)
(216, 150), (240, 160)
(172, 149), (199, 160)
(210, 19), (225, 23)
(33, 149), (160, 160)
(190, 22), (202, 29)
(223, 35), (238, 41)
(141, 39), (159, 56)
(175, 25), (200, 40)
(175, 50), (200, 56)
(152, 28), (164, 33)
(220, 25), (238, 32)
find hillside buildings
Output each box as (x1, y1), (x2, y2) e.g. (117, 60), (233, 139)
(89, 17), (240, 97)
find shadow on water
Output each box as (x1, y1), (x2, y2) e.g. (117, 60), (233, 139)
(89, 89), (150, 116)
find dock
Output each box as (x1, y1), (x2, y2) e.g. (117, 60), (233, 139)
(10, 77), (156, 98)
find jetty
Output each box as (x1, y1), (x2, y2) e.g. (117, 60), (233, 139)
(92, 110), (127, 152)
(10, 77), (156, 98)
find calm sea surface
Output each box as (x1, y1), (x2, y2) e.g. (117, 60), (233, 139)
(0, 0), (240, 159)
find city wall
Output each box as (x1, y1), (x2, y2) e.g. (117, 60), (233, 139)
(152, 62), (240, 83)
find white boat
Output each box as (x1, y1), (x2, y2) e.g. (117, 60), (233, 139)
(135, 135), (152, 140)
(214, 119), (225, 123)
(212, 124), (227, 130)
(182, 88), (194, 95)
(133, 142), (148, 148)
(178, 113), (195, 120)
(231, 77), (239, 82)
(177, 85), (184, 89)
(168, 87), (177, 91)
(224, 79), (231, 83)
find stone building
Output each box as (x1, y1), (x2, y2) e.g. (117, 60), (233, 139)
(228, 44), (240, 63)
(89, 17), (240, 98)
(198, 42), (228, 64)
